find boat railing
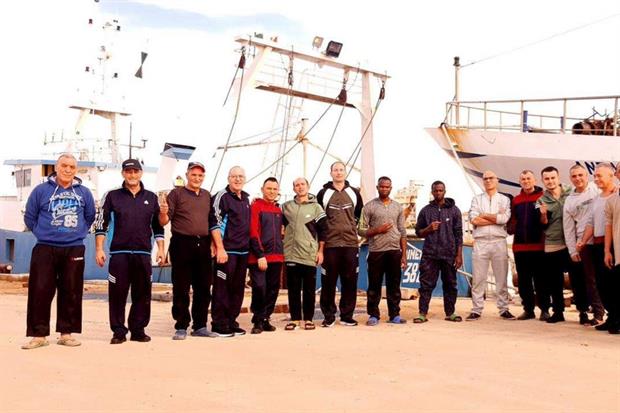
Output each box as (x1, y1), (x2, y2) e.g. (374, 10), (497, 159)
(444, 95), (620, 135)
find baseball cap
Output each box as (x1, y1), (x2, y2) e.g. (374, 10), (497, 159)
(122, 159), (142, 171)
(187, 161), (205, 172)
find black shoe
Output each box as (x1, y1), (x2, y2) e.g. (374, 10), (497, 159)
(262, 320), (276, 332)
(546, 313), (565, 323)
(579, 312), (590, 325)
(500, 310), (516, 320)
(211, 327), (234, 337)
(130, 334), (151, 342)
(321, 318), (336, 328)
(516, 311), (536, 321)
(110, 335), (126, 345)
(595, 321), (611, 331)
(539, 311), (551, 322)
(465, 313), (481, 321)
(250, 323), (263, 335)
(339, 318), (358, 326)
(232, 327), (246, 336)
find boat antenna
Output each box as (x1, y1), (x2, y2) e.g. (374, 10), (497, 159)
(276, 46), (295, 182)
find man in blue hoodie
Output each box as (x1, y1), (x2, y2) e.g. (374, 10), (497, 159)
(22, 154), (96, 350)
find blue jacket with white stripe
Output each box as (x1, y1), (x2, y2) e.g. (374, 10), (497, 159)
(209, 185), (251, 254)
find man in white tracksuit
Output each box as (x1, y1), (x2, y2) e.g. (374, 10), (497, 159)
(467, 170), (514, 321)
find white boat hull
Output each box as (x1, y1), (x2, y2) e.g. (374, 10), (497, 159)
(425, 127), (620, 195)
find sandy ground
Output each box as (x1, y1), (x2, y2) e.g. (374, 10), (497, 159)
(1, 282), (619, 413)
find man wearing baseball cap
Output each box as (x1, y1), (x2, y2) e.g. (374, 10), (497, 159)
(159, 161), (215, 340)
(95, 158), (166, 344)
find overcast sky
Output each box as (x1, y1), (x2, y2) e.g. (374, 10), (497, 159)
(1, 0), (619, 209)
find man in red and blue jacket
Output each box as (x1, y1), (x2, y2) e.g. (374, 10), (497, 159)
(248, 177), (285, 334)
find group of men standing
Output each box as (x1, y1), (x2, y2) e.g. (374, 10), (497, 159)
(22, 156), (414, 349)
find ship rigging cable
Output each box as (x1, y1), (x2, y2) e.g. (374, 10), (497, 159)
(276, 46), (295, 182)
(210, 44), (247, 192)
(462, 11), (620, 68)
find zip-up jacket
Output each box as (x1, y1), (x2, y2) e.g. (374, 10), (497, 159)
(563, 183), (598, 255)
(282, 194), (327, 267)
(249, 198), (284, 264)
(415, 197), (462, 260)
(94, 181), (164, 254)
(507, 187), (545, 252)
(24, 173), (96, 247)
(539, 184), (571, 246)
(209, 185), (251, 253)
(316, 180), (363, 248)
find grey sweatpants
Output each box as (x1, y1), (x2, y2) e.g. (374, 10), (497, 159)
(471, 238), (509, 315)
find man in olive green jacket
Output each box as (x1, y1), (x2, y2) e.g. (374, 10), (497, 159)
(281, 177), (326, 330)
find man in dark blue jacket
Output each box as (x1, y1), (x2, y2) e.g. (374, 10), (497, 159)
(209, 166), (251, 337)
(95, 159), (165, 344)
(414, 181), (463, 323)
(22, 154), (96, 350)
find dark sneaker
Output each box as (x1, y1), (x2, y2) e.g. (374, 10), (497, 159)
(262, 320), (276, 332)
(251, 323), (263, 335)
(500, 310), (516, 320)
(110, 335), (126, 345)
(173, 329), (187, 340)
(516, 311), (536, 321)
(321, 319), (335, 328)
(466, 313), (481, 321)
(579, 312), (591, 325)
(211, 327), (234, 337)
(546, 313), (565, 323)
(539, 311), (551, 322)
(340, 318), (358, 326)
(595, 321), (611, 331)
(232, 327), (246, 336)
(130, 334), (151, 342)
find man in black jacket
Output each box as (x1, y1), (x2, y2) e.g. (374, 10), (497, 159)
(95, 159), (165, 344)
(414, 181), (463, 323)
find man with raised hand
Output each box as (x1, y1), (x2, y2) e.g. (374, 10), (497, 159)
(467, 170), (514, 321)
(563, 164), (603, 325)
(414, 181), (463, 323)
(95, 159), (166, 344)
(248, 177), (284, 334)
(317, 161), (363, 327)
(358, 176), (408, 326)
(582, 163), (618, 332)
(159, 161), (214, 340)
(538, 166), (572, 324)
(603, 165), (620, 334)
(282, 177), (326, 331)
(209, 166), (251, 337)
(22, 153), (96, 350)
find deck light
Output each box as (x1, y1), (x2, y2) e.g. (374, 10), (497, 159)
(324, 41), (343, 58)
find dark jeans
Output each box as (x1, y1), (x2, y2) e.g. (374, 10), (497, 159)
(591, 244), (618, 323)
(567, 256), (591, 313)
(108, 253), (152, 337)
(579, 247), (605, 319)
(169, 234), (212, 331)
(321, 247), (358, 321)
(542, 248), (570, 314)
(286, 262), (317, 321)
(26, 244), (85, 337)
(367, 250), (402, 320)
(249, 262), (282, 323)
(418, 256), (457, 316)
(211, 253), (248, 331)
(514, 251), (546, 313)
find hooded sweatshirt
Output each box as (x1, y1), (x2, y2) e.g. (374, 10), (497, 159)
(24, 173), (96, 247)
(415, 197), (463, 260)
(282, 194), (326, 267)
(316, 180), (363, 248)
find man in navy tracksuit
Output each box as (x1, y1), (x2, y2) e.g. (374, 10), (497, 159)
(210, 166), (251, 337)
(414, 181), (463, 322)
(95, 159), (165, 344)
(22, 154), (96, 350)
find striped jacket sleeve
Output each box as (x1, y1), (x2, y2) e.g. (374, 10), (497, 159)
(94, 191), (112, 236)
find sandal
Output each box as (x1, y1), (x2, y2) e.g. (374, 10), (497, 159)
(413, 314), (428, 323)
(285, 321), (299, 331)
(21, 338), (49, 350)
(57, 336), (81, 347)
(304, 321), (316, 330)
(445, 314), (463, 322)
